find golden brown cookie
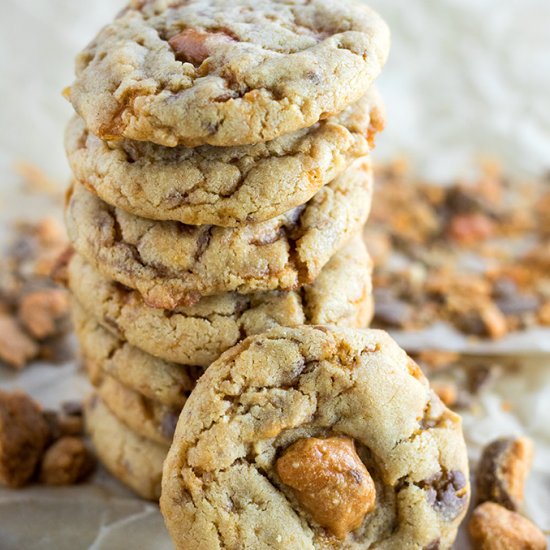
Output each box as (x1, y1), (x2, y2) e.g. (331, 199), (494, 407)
(73, 302), (198, 408)
(161, 326), (469, 549)
(85, 395), (168, 501)
(65, 159), (373, 309)
(66, 91), (383, 226)
(68, 0), (389, 147)
(97, 375), (180, 446)
(68, 236), (373, 367)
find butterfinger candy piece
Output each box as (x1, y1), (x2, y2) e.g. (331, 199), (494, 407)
(18, 288), (70, 340)
(276, 436), (376, 538)
(469, 502), (547, 550)
(169, 29), (235, 66)
(476, 437), (534, 511)
(0, 313), (39, 369)
(0, 390), (49, 487)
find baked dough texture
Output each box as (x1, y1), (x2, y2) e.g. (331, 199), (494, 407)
(69, 0), (390, 147)
(65, 90), (383, 226)
(85, 395), (168, 501)
(74, 302), (198, 409)
(68, 234), (373, 367)
(65, 159), (373, 309)
(161, 326), (469, 549)
(96, 375), (180, 446)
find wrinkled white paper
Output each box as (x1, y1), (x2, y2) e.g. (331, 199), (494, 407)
(393, 323), (550, 356)
(1, 0), (549, 548)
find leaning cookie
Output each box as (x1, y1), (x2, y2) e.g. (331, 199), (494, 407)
(85, 395), (168, 500)
(65, 159), (372, 309)
(68, 236), (373, 367)
(68, 0), (389, 147)
(65, 91), (383, 226)
(73, 302), (199, 408)
(161, 326), (469, 549)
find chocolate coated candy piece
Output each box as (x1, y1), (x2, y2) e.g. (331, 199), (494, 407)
(469, 502), (547, 550)
(424, 470), (468, 521)
(476, 437), (533, 511)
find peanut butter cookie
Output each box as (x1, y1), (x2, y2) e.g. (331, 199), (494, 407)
(65, 91), (383, 226)
(85, 395), (168, 500)
(68, 236), (373, 367)
(161, 326), (469, 549)
(97, 375), (180, 446)
(65, 160), (373, 309)
(68, 0), (389, 147)
(73, 301), (198, 408)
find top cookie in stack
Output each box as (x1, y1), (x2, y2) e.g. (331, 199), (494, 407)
(66, 0), (389, 227)
(68, 0), (389, 149)
(63, 0), (389, 500)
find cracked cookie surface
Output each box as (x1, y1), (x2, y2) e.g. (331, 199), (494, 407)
(76, 306), (191, 445)
(65, 91), (383, 226)
(85, 395), (168, 500)
(69, 0), (389, 147)
(161, 326), (469, 549)
(97, 375), (180, 446)
(74, 301), (199, 409)
(68, 236), (373, 367)
(65, 160), (372, 309)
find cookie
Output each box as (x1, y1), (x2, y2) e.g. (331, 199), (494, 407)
(68, 235), (373, 367)
(74, 301), (193, 445)
(73, 301), (198, 408)
(97, 375), (179, 446)
(65, 90), (383, 226)
(161, 326), (470, 549)
(85, 395), (168, 500)
(68, 0), (389, 147)
(65, 159), (373, 309)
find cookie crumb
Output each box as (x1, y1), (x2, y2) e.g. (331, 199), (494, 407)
(366, 161), (550, 339)
(0, 390), (50, 487)
(39, 436), (95, 486)
(0, 313), (39, 369)
(18, 288), (70, 340)
(43, 409), (84, 441)
(0, 218), (71, 369)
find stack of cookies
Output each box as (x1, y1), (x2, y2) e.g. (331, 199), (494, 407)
(63, 0), (390, 500)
